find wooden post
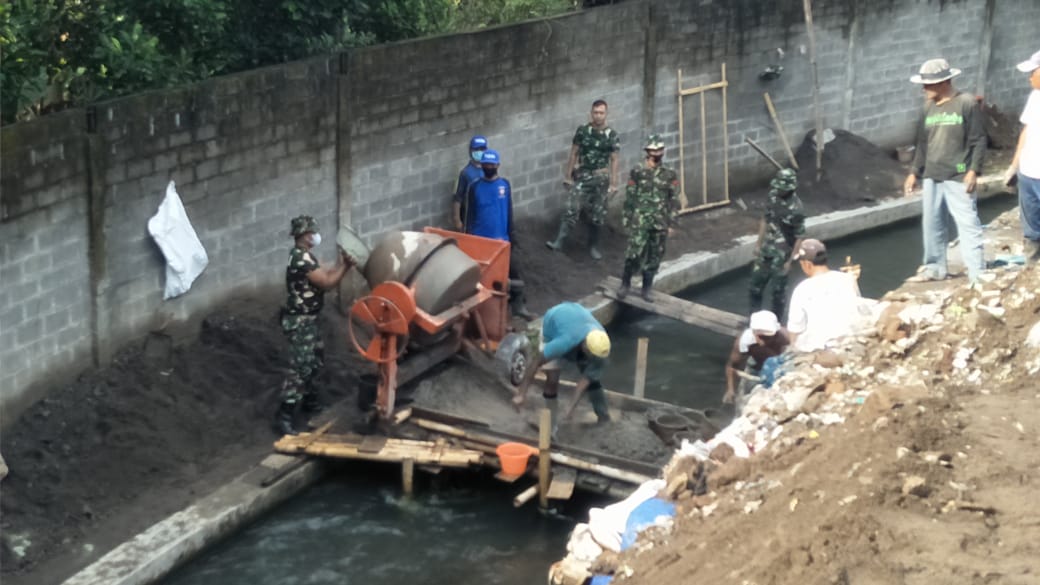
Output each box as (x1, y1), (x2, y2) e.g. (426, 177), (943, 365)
(677, 69), (688, 208)
(803, 0), (824, 180)
(538, 408), (552, 510)
(763, 93), (799, 170)
(634, 337), (649, 399)
(699, 91), (708, 205)
(721, 62), (730, 203)
(402, 458), (415, 496)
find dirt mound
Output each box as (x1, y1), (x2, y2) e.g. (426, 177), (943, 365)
(0, 298), (366, 582)
(982, 102), (1021, 151)
(793, 129), (908, 205)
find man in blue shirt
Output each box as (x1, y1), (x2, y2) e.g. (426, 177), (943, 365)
(453, 135), (488, 231)
(465, 150), (533, 320)
(513, 302), (612, 431)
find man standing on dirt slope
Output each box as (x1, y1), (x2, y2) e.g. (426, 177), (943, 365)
(513, 302), (612, 431)
(748, 167), (805, 319)
(453, 135), (489, 231)
(463, 149), (534, 320)
(275, 215), (356, 435)
(546, 99), (620, 260)
(904, 58), (987, 284)
(786, 239), (865, 353)
(723, 310), (789, 405)
(618, 134), (680, 302)
(1004, 50), (1040, 261)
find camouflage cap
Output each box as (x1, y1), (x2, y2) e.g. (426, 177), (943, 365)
(644, 134), (665, 150)
(290, 215), (318, 237)
(770, 168), (798, 192)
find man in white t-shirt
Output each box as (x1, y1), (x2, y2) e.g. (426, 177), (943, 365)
(1004, 49), (1040, 260)
(786, 239), (863, 353)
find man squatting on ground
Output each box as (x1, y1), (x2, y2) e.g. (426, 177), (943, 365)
(618, 134), (681, 302)
(903, 58), (986, 284)
(723, 310), (789, 405)
(1004, 49), (1040, 260)
(513, 302), (612, 431)
(276, 216), (356, 435)
(462, 149), (534, 320)
(453, 135), (489, 231)
(749, 168), (805, 319)
(546, 100), (620, 260)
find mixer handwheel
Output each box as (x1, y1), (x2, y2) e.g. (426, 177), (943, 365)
(348, 282), (415, 364)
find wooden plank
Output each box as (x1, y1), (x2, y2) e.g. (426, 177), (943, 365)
(538, 408), (552, 509)
(599, 276), (746, 337)
(679, 79), (728, 96)
(274, 434), (482, 467)
(763, 92), (799, 170)
(678, 199), (730, 215)
(402, 458), (415, 495)
(634, 337), (649, 399)
(547, 467), (577, 500)
(358, 436), (388, 453)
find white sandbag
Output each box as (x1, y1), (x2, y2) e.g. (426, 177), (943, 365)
(147, 181), (208, 299)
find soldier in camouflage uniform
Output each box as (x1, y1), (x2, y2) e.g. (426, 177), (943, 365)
(749, 168), (806, 319)
(546, 99), (620, 260)
(275, 215), (356, 435)
(619, 134), (681, 302)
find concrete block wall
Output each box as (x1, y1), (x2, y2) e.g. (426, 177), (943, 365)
(986, 0), (1040, 117)
(343, 1), (649, 242)
(0, 110), (94, 416)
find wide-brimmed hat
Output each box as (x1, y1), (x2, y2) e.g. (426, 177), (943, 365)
(1017, 50), (1040, 73)
(910, 59), (961, 84)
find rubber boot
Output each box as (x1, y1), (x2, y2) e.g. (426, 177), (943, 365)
(588, 225), (603, 260)
(618, 266), (633, 299)
(587, 385), (611, 423)
(641, 271), (655, 302)
(302, 391), (324, 414)
(545, 221), (570, 251)
(510, 294), (535, 321)
(274, 401), (298, 436)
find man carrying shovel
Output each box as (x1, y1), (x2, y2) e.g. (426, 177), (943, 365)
(513, 302), (612, 433)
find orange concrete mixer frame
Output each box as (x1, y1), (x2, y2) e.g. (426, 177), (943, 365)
(347, 228), (512, 419)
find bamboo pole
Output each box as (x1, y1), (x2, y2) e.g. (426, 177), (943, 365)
(677, 69), (688, 208)
(803, 0), (824, 180)
(744, 136), (784, 170)
(721, 62), (730, 203)
(538, 408), (552, 510)
(634, 337), (649, 399)
(514, 485), (539, 508)
(700, 91), (708, 205)
(763, 93), (799, 170)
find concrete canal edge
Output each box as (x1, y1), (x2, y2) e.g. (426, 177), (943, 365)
(60, 183), (1009, 585)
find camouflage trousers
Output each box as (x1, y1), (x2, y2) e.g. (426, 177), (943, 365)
(563, 170), (610, 227)
(280, 313), (324, 404)
(624, 229), (668, 274)
(749, 247), (789, 319)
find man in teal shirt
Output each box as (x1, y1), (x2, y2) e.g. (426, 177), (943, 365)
(514, 302), (612, 430)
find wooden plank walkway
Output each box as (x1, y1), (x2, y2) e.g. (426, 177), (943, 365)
(598, 276), (747, 337)
(274, 432), (483, 467)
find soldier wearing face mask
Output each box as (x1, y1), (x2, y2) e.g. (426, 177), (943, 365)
(453, 135), (489, 231)
(275, 215), (356, 435)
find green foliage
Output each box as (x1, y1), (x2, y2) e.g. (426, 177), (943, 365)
(0, 0), (577, 124)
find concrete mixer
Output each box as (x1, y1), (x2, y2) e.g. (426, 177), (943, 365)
(340, 227), (516, 419)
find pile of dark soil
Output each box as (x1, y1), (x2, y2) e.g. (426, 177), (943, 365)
(792, 129), (908, 205)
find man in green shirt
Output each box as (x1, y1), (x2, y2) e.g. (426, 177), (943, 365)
(546, 100), (620, 260)
(903, 58), (986, 283)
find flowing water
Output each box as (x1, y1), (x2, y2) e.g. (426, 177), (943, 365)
(162, 195), (1015, 585)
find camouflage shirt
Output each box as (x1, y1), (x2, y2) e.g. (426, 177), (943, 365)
(623, 163), (681, 231)
(763, 190), (806, 249)
(573, 124), (620, 171)
(284, 246), (323, 315)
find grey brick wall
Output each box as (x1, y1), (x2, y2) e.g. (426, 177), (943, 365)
(2, 0), (1038, 419)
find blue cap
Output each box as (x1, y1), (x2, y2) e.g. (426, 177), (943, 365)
(470, 135), (488, 150)
(480, 149), (500, 165)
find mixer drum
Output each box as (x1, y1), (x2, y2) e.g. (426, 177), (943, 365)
(364, 231), (482, 315)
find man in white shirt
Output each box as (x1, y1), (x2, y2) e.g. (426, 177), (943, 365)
(1004, 49), (1040, 260)
(786, 239), (863, 352)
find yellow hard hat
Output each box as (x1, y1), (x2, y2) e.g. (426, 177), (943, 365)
(584, 330), (611, 358)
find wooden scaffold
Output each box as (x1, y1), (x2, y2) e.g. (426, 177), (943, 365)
(676, 63), (730, 215)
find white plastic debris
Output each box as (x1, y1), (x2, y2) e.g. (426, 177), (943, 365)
(147, 181), (209, 299)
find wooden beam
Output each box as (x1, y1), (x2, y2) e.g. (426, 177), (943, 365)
(598, 276), (746, 337)
(763, 93), (799, 170)
(677, 69), (688, 208)
(402, 458), (414, 496)
(274, 433), (482, 467)
(678, 199), (730, 216)
(679, 80), (728, 96)
(538, 408), (552, 509)
(700, 90), (708, 205)
(803, 0), (824, 180)
(744, 136), (784, 170)
(634, 337), (649, 399)
(546, 467), (577, 500)
(721, 62), (730, 203)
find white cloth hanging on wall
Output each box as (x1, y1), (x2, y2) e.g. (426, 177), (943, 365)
(147, 181), (209, 299)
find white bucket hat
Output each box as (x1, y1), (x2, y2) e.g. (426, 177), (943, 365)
(1017, 50), (1040, 73)
(910, 58), (961, 84)
(749, 310), (780, 336)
